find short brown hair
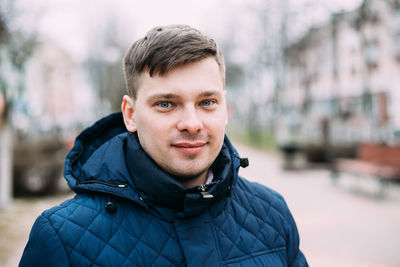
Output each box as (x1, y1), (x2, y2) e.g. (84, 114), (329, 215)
(123, 24), (225, 98)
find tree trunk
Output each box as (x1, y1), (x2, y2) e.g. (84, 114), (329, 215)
(0, 122), (13, 208)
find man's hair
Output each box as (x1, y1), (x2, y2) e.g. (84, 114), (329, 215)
(123, 24), (225, 98)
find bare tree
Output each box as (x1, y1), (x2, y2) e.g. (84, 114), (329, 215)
(0, 1), (37, 125)
(0, 0), (37, 207)
(85, 16), (127, 113)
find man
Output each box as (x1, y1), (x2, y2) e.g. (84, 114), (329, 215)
(20, 24), (307, 266)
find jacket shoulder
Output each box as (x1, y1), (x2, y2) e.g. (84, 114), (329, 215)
(20, 207), (71, 266)
(230, 177), (295, 248)
(234, 176), (289, 218)
(22, 194), (120, 265)
(42, 193), (105, 222)
(41, 193), (124, 244)
(231, 176), (307, 266)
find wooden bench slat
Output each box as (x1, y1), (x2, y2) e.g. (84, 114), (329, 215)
(334, 143), (400, 180)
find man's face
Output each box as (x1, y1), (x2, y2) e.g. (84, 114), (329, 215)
(122, 57), (227, 185)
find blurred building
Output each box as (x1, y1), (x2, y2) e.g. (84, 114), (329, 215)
(14, 40), (97, 138)
(7, 40), (100, 196)
(0, 20), (22, 207)
(280, 0), (400, 161)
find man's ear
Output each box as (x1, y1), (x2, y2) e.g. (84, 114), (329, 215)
(121, 95), (137, 132)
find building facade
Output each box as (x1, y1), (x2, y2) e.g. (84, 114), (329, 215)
(280, 0), (400, 160)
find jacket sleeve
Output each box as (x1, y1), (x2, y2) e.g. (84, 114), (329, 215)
(19, 214), (70, 267)
(290, 249), (308, 267)
(278, 195), (308, 267)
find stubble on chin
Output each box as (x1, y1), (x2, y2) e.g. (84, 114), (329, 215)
(171, 168), (209, 184)
(164, 161), (211, 184)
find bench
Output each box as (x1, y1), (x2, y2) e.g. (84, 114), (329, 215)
(331, 143), (400, 197)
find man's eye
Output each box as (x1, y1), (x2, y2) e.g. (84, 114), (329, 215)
(201, 100), (214, 106)
(157, 102), (172, 109)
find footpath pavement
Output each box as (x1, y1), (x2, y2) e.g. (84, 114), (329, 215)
(235, 142), (400, 267)
(1, 143), (400, 266)
(0, 192), (74, 267)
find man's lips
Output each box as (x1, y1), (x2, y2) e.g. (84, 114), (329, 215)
(171, 142), (207, 154)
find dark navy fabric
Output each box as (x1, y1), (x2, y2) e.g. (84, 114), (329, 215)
(20, 112), (308, 267)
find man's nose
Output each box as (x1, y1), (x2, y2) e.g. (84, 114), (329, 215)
(176, 107), (204, 134)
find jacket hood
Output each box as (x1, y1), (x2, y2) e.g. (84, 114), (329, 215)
(64, 112), (247, 219)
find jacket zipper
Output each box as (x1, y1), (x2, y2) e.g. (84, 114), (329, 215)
(197, 184), (214, 199)
(78, 180), (127, 188)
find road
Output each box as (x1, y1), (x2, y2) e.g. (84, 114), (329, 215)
(1, 143), (400, 266)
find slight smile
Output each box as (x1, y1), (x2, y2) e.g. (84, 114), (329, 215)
(172, 142), (207, 154)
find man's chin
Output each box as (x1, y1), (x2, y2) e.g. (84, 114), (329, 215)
(168, 168), (209, 184)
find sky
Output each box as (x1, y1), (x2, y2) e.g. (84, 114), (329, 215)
(13, 0), (363, 62)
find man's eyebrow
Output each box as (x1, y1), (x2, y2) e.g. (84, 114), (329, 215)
(147, 93), (182, 101)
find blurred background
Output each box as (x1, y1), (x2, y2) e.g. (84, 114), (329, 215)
(1, 0), (400, 266)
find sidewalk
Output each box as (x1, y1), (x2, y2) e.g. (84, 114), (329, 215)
(0, 193), (74, 267)
(235, 142), (400, 267)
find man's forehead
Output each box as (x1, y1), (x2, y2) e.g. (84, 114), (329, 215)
(134, 59), (224, 101)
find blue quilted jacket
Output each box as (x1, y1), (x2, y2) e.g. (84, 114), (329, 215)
(20, 113), (307, 267)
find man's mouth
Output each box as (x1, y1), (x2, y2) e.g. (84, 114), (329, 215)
(172, 142), (207, 154)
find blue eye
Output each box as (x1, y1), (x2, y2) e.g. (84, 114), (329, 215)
(201, 100), (213, 106)
(158, 102), (171, 108)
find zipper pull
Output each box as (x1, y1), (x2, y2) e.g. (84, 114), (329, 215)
(198, 184), (214, 199)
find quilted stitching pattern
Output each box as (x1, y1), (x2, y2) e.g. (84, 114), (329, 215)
(45, 195), (185, 266)
(213, 178), (287, 262)
(39, 177), (292, 266)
